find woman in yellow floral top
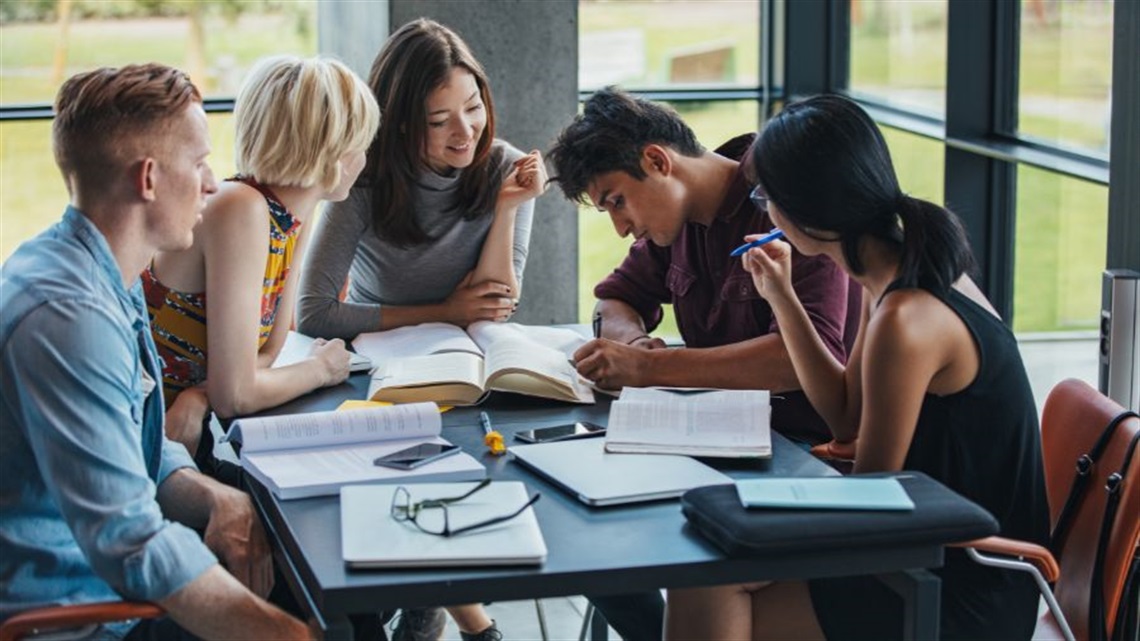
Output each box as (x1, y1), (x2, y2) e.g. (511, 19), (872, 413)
(143, 55), (379, 476)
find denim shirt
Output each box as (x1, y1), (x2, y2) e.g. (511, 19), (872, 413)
(1, 207), (216, 637)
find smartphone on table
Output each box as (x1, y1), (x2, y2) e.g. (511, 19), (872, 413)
(514, 421), (607, 444)
(373, 443), (461, 470)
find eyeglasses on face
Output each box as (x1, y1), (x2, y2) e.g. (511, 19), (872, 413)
(390, 478), (541, 538)
(749, 185), (769, 213)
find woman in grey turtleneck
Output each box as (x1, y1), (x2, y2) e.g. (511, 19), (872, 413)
(297, 18), (545, 343)
(294, 18), (540, 641)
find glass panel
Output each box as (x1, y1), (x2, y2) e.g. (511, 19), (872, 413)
(849, 0), (948, 116)
(579, 0), (759, 91)
(0, 2), (317, 105)
(578, 100), (760, 337)
(1, 113), (237, 261)
(1013, 166), (1108, 333)
(880, 126), (945, 205)
(1017, 0), (1113, 154)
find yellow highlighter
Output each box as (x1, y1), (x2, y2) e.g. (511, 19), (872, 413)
(480, 411), (506, 456)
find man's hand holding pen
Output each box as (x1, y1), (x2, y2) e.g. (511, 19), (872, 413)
(571, 335), (665, 391)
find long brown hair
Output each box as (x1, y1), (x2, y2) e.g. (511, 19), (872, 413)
(364, 18), (504, 247)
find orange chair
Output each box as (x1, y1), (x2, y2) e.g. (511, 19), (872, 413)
(955, 379), (1139, 641)
(0, 602), (162, 641)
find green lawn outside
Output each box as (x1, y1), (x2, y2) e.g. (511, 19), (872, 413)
(0, 2), (1114, 334)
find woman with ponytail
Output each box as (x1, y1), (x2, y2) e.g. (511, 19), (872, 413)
(666, 95), (1049, 640)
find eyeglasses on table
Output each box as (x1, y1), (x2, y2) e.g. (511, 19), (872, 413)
(389, 478), (541, 538)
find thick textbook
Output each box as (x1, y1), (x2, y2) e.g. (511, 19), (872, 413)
(736, 477), (916, 511)
(354, 322), (595, 406)
(604, 387), (772, 458)
(341, 481), (547, 568)
(226, 403), (484, 500)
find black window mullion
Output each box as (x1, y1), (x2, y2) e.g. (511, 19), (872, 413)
(944, 0), (1020, 323)
(1108, 0), (1140, 271)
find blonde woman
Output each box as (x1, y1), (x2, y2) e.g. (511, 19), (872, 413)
(144, 55), (380, 481)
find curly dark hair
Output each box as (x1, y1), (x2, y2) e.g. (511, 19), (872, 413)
(547, 87), (704, 204)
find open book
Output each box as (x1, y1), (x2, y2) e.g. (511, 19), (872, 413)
(353, 322), (595, 406)
(226, 403), (484, 499)
(604, 387), (772, 458)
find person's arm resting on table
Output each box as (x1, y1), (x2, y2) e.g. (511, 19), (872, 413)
(577, 244), (850, 391)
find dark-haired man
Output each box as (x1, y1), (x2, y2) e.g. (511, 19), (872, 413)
(547, 86), (858, 641)
(550, 87), (858, 446)
(1, 64), (310, 640)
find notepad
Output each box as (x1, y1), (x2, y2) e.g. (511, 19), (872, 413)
(736, 477), (916, 511)
(341, 481), (547, 568)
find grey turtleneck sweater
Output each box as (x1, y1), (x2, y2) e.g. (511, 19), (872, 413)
(297, 140), (533, 340)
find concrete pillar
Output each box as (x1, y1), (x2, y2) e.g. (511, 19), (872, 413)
(321, 0), (580, 325)
(317, 1), (390, 79)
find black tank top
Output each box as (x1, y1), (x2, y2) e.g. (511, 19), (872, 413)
(811, 286), (1050, 639)
(906, 287), (1050, 635)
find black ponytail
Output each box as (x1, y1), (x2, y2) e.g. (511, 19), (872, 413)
(892, 195), (976, 295)
(751, 94), (976, 297)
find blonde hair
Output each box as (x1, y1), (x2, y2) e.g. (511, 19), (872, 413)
(234, 55), (380, 191)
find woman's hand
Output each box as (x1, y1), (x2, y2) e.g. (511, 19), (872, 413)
(741, 237), (795, 302)
(442, 271), (515, 327)
(308, 338), (351, 387)
(496, 150), (548, 212)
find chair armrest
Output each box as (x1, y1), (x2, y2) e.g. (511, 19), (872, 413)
(810, 439), (857, 461)
(0, 602), (163, 641)
(951, 536), (1060, 582)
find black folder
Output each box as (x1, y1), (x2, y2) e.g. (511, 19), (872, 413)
(681, 471), (999, 556)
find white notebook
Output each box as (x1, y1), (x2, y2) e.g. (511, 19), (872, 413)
(341, 481), (547, 568)
(604, 387), (771, 458)
(228, 404), (485, 500)
(510, 438), (732, 506)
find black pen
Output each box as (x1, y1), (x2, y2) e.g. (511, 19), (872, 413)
(592, 310), (603, 339)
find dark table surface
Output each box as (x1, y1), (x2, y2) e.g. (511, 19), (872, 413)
(249, 374), (952, 625)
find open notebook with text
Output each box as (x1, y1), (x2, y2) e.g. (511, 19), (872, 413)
(226, 403), (484, 499)
(605, 387), (772, 458)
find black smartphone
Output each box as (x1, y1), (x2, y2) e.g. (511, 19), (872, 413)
(514, 421), (607, 444)
(373, 443), (461, 470)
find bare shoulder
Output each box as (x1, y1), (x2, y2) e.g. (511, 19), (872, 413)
(199, 181), (272, 253)
(865, 288), (960, 361)
(201, 177), (270, 228)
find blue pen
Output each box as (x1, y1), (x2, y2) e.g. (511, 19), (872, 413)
(729, 228), (785, 257)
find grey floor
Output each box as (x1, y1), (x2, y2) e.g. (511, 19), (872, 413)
(433, 335), (1102, 641)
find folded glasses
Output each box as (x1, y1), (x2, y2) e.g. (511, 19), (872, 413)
(390, 478), (541, 538)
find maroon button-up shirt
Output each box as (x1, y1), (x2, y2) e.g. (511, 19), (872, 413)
(593, 134), (859, 443)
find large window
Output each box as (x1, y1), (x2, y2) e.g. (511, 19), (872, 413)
(1018, 0), (1114, 154)
(579, 0), (759, 91)
(1013, 168), (1108, 333)
(848, 0), (947, 116)
(0, 1), (316, 260)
